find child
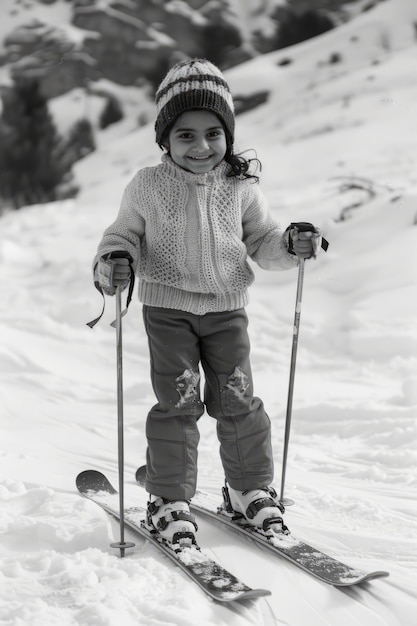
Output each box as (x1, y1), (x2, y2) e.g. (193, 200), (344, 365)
(93, 58), (323, 547)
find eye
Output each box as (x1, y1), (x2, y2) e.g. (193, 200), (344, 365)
(178, 132), (193, 140)
(207, 129), (223, 139)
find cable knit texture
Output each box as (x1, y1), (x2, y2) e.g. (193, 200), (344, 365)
(95, 155), (297, 315)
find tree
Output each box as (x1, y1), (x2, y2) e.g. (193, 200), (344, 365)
(200, 20), (242, 68)
(63, 118), (96, 167)
(0, 78), (68, 209)
(276, 8), (335, 49)
(99, 96), (124, 129)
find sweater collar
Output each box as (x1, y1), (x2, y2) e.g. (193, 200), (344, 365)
(160, 153), (229, 184)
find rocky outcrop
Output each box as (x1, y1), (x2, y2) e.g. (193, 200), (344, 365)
(0, 0), (249, 98)
(3, 19), (100, 98)
(71, 4), (178, 86)
(71, 1), (229, 86)
(0, 0), (345, 101)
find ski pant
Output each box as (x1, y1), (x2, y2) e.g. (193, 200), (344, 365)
(143, 306), (274, 501)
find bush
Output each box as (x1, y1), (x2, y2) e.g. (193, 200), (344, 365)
(99, 96), (123, 129)
(200, 20), (242, 68)
(269, 8), (335, 51)
(64, 118), (96, 164)
(0, 78), (70, 210)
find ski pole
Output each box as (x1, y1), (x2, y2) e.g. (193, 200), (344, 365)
(279, 257), (305, 506)
(279, 225), (328, 505)
(110, 285), (135, 557)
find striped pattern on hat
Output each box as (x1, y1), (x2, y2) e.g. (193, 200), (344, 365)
(155, 58), (235, 146)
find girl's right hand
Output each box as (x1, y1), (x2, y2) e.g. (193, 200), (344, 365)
(97, 253), (132, 295)
(109, 257), (131, 286)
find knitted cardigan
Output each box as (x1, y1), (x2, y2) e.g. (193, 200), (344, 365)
(95, 155), (298, 315)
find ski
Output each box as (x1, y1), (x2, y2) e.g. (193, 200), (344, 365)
(136, 465), (389, 587)
(76, 469), (271, 603)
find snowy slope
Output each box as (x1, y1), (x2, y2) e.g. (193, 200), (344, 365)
(1, 1), (417, 625)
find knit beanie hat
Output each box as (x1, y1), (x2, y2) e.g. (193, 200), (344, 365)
(155, 58), (235, 147)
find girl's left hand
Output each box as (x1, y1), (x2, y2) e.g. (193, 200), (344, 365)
(290, 229), (322, 259)
(285, 223), (323, 259)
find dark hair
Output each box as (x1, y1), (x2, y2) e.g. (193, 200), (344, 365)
(224, 146), (261, 182)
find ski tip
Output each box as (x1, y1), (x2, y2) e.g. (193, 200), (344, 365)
(359, 570), (390, 583)
(135, 465), (147, 486)
(236, 588), (271, 601)
(333, 570), (390, 587)
(76, 469), (117, 495)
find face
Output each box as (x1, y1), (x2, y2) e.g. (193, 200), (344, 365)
(167, 110), (227, 174)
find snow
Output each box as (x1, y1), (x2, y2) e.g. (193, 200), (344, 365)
(1, 0), (417, 624)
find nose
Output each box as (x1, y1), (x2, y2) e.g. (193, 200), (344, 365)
(195, 136), (209, 152)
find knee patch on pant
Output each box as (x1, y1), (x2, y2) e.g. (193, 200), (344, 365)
(221, 366), (251, 413)
(175, 368), (200, 410)
(149, 368), (203, 417)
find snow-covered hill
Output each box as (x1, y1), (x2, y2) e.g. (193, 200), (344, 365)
(1, 1), (416, 624)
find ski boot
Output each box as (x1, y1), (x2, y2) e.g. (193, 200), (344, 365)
(222, 483), (290, 535)
(147, 495), (198, 549)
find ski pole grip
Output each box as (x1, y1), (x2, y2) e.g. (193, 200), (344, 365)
(287, 222), (329, 254)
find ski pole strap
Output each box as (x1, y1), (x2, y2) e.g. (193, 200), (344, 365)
(286, 221), (329, 256)
(86, 284), (106, 329)
(86, 258), (135, 329)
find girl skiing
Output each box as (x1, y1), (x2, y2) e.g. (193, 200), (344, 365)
(93, 58), (323, 546)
